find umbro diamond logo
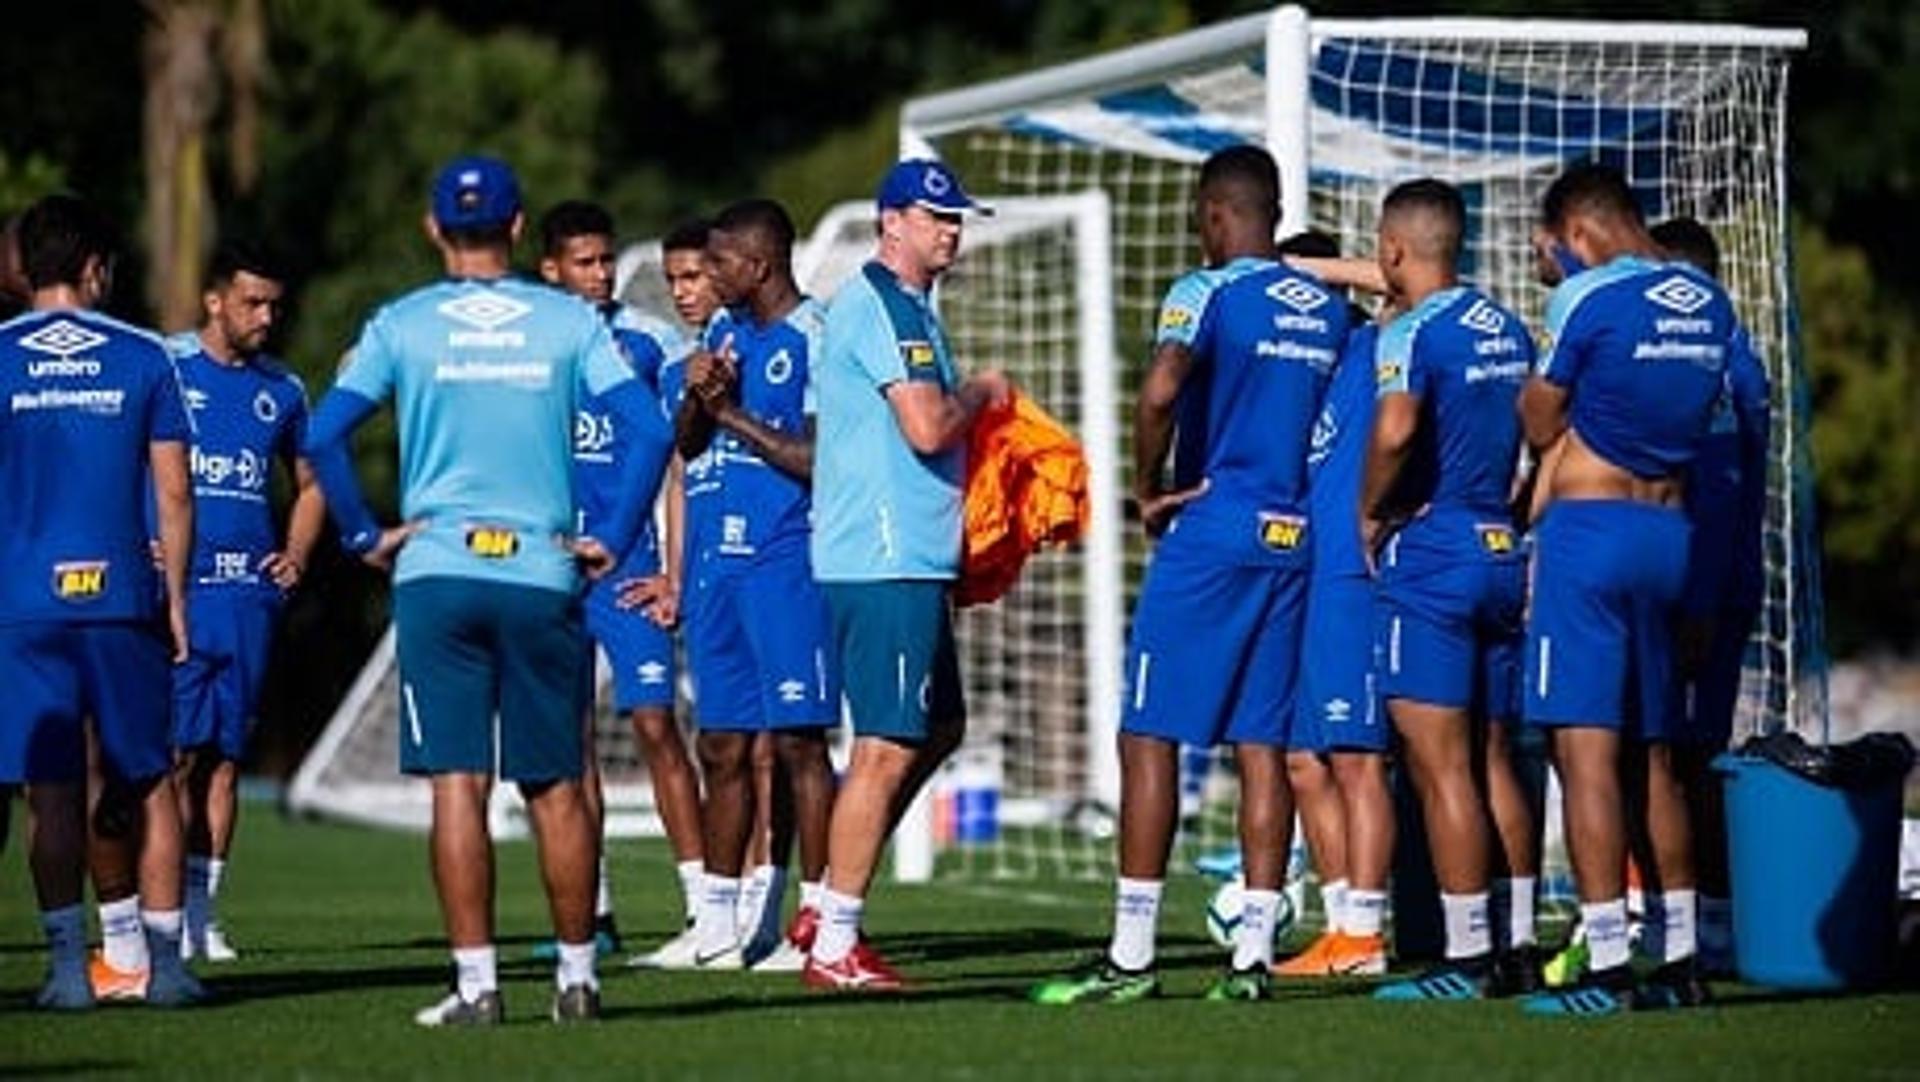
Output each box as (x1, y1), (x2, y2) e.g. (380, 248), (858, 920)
(1644, 275), (1713, 315)
(437, 291), (531, 331)
(1266, 278), (1329, 314)
(19, 319), (108, 357)
(1458, 299), (1506, 335)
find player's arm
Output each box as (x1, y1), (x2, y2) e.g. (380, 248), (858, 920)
(714, 405), (814, 481)
(305, 388), (415, 569)
(1131, 341), (1207, 535)
(265, 456), (327, 590)
(149, 438), (194, 662)
(885, 372), (1007, 454)
(1360, 318), (1423, 562)
(1285, 255), (1388, 297)
(673, 336), (735, 460)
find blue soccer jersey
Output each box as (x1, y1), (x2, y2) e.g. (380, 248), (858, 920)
(1683, 327), (1770, 614)
(664, 298), (823, 573)
(166, 336), (310, 593)
(1155, 259), (1348, 565)
(0, 309), (192, 625)
(315, 276), (650, 593)
(813, 262), (966, 582)
(574, 312), (675, 580)
(1308, 322), (1381, 579)
(1376, 287), (1533, 514)
(1536, 257), (1734, 479)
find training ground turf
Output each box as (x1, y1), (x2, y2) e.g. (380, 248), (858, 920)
(2, 805), (1914, 1079)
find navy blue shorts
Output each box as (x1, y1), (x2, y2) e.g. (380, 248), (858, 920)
(1375, 513), (1525, 718)
(1523, 502), (1690, 739)
(824, 580), (962, 744)
(392, 577), (587, 783)
(171, 590), (281, 760)
(0, 621), (172, 784)
(686, 556), (839, 733)
(1670, 606), (1759, 749)
(584, 577), (676, 713)
(1121, 546), (1308, 750)
(1297, 573), (1386, 753)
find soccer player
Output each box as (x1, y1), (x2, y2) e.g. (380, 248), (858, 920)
(537, 199), (692, 960)
(810, 159), (1008, 990)
(669, 198), (839, 973)
(162, 241), (322, 964)
(1032, 146), (1347, 1004)
(305, 155), (671, 1025)
(1650, 215), (1769, 975)
(1276, 238), (1396, 980)
(0, 194), (202, 1008)
(1346, 180), (1539, 1001)
(1517, 164), (1735, 1015)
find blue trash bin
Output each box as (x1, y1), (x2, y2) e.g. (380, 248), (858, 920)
(1717, 744), (1909, 989)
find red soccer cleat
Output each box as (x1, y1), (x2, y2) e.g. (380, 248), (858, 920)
(802, 941), (905, 992)
(787, 906), (819, 953)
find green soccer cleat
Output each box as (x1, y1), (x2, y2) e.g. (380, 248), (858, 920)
(1543, 935), (1589, 988)
(1029, 957), (1160, 1005)
(1204, 964), (1272, 1002)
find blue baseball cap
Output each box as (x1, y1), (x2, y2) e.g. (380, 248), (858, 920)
(876, 159), (993, 217)
(431, 155), (522, 230)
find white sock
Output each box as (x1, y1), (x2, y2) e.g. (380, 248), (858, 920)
(1440, 891), (1492, 960)
(40, 904), (87, 976)
(595, 854), (614, 920)
(1699, 894), (1733, 963)
(556, 940), (599, 991)
(1493, 876), (1538, 949)
(800, 879), (824, 913)
(1346, 889), (1387, 937)
(452, 945), (497, 1001)
(813, 887), (864, 965)
(696, 876), (741, 954)
(1321, 878), (1351, 935)
(1233, 888), (1282, 970)
(100, 896), (148, 972)
(1583, 898), (1632, 972)
(675, 860), (704, 926)
(1108, 877), (1163, 971)
(141, 908), (185, 970)
(1649, 888), (1697, 964)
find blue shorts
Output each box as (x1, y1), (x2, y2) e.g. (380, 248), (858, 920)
(392, 577), (587, 783)
(686, 557), (839, 733)
(171, 590), (281, 760)
(1297, 573), (1386, 753)
(584, 577), (676, 713)
(1671, 606), (1759, 749)
(0, 621), (172, 784)
(1375, 513), (1525, 718)
(1524, 502), (1690, 739)
(1122, 548), (1308, 749)
(824, 580), (963, 744)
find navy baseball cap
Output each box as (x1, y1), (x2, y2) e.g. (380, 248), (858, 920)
(431, 155), (522, 229)
(876, 159), (993, 217)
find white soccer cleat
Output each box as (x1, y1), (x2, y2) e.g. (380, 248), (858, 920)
(626, 926), (701, 970)
(200, 925), (239, 963)
(36, 968), (95, 1011)
(686, 944), (745, 971)
(747, 939), (808, 974)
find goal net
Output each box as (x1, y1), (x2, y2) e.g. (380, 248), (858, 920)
(898, 6), (1814, 877)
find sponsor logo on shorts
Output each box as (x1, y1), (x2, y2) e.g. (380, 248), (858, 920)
(1325, 697), (1352, 724)
(464, 526), (521, 559)
(719, 515), (752, 556)
(52, 560), (108, 602)
(1476, 523), (1516, 554)
(637, 661), (668, 685)
(777, 679), (808, 704)
(1258, 512), (1306, 552)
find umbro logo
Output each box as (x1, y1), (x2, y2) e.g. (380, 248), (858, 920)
(1644, 275), (1713, 315)
(19, 319), (108, 358)
(1458, 299), (1506, 335)
(777, 679), (808, 704)
(1265, 278), (1329, 314)
(637, 661), (667, 685)
(438, 291), (531, 331)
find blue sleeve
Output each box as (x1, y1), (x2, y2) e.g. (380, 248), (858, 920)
(1375, 310), (1420, 396)
(1154, 271), (1213, 348)
(280, 378), (311, 465)
(148, 353), (193, 442)
(1536, 281), (1596, 387)
(589, 379), (672, 558)
(658, 358), (686, 422)
(835, 288), (911, 390)
(614, 327), (666, 394)
(303, 389), (382, 553)
(336, 313), (399, 402)
(580, 316), (634, 398)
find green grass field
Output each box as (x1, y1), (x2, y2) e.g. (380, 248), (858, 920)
(3, 805), (1915, 1080)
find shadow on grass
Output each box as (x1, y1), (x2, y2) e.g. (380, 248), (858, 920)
(0, 1063), (136, 1078)
(185, 960), (454, 1007)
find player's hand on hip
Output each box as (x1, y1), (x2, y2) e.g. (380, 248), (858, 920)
(362, 520), (425, 573)
(1133, 478), (1208, 539)
(616, 573), (680, 627)
(260, 551), (303, 591)
(566, 535), (617, 580)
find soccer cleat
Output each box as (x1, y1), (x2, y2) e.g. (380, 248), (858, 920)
(1028, 957), (1159, 1005)
(1521, 966), (1637, 1017)
(1205, 964), (1272, 1001)
(1543, 930), (1589, 988)
(747, 939), (808, 973)
(144, 962), (208, 1007)
(1193, 847), (1244, 881)
(786, 906), (820, 953)
(1272, 931), (1339, 977)
(189, 924), (240, 964)
(626, 925), (700, 970)
(1637, 959), (1712, 1010)
(550, 982), (601, 1023)
(803, 942), (905, 992)
(1373, 959), (1492, 1002)
(35, 968), (95, 1011)
(89, 952), (149, 1002)
(1491, 945), (1546, 997)
(1275, 932), (1387, 978)
(687, 943), (745, 971)
(414, 989), (505, 1027)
